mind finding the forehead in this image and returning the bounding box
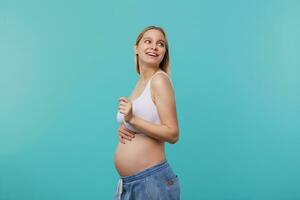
[142,29,165,41]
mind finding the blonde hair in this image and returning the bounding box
[134,26,170,75]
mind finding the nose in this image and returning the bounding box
[150,43,158,50]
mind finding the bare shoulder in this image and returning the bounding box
[151,71,174,93]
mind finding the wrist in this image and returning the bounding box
[128,115,135,124]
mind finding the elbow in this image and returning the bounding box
[168,129,179,144]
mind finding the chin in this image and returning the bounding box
[145,58,161,65]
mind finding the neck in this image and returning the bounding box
[139,64,160,81]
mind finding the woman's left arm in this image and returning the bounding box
[119,74,179,144]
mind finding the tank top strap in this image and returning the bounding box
[143,71,172,97]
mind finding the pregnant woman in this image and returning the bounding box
[114,26,180,200]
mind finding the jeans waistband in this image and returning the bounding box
[121,160,169,184]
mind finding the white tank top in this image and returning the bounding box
[116,71,169,133]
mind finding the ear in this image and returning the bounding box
[134,45,138,55]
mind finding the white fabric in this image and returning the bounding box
[115,179,123,200]
[116,71,169,133]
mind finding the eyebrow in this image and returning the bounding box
[143,37,166,44]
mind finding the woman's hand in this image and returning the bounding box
[118,97,133,123]
[118,123,135,144]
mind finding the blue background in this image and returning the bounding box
[1,0,299,199]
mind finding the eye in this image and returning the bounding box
[158,42,165,47]
[144,39,151,44]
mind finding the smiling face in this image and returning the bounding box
[134,29,167,69]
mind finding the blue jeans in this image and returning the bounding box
[113,160,180,200]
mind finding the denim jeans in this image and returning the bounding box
[113,160,180,200]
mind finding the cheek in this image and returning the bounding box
[160,49,166,58]
[137,45,147,54]
[140,43,148,49]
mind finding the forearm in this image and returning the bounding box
[128,115,179,144]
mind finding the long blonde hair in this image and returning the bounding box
[134,26,170,75]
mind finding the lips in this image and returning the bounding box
[146,52,159,57]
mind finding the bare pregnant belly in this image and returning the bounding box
[114,134,166,176]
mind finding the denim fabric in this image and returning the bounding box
[113,160,180,200]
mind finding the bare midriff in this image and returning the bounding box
[114,134,166,177]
